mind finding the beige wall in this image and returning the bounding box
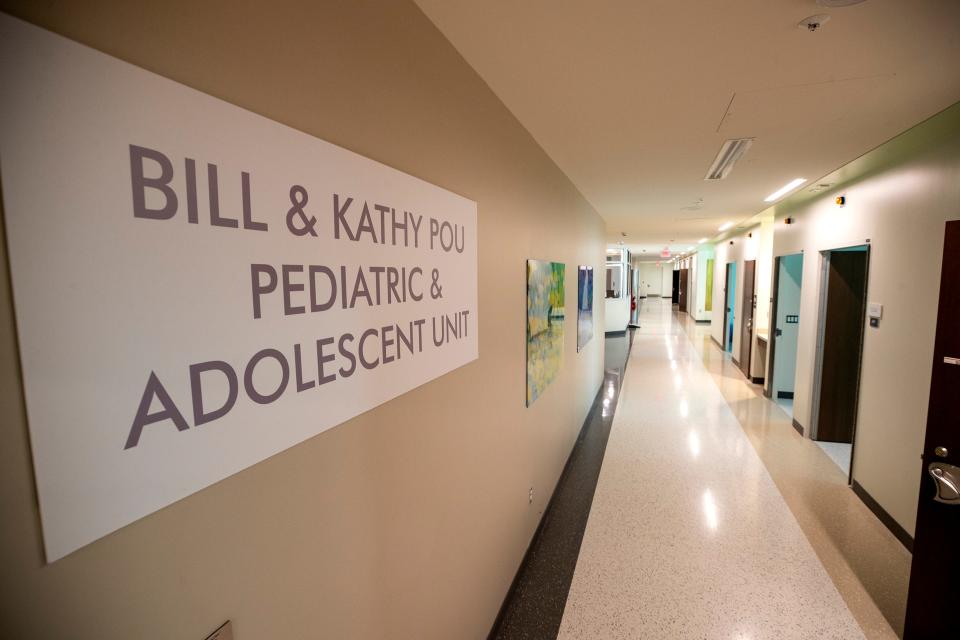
[0,2,605,639]
[710,221,773,378]
[711,229,759,357]
[774,107,960,536]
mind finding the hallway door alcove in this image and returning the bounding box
[723,262,737,353]
[739,260,756,378]
[678,268,689,312]
[765,253,803,409]
[812,247,869,446]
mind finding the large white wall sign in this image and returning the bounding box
[0,15,478,561]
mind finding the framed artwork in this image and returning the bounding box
[577,266,594,352]
[526,260,565,406]
[705,258,715,311]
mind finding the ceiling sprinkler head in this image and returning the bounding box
[799,14,831,31]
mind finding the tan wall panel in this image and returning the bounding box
[0,2,605,638]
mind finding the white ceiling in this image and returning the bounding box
[414,0,960,250]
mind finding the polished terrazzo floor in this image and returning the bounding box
[557,298,882,640]
[817,441,853,477]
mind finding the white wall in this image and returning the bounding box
[637,262,663,297]
[752,218,774,377]
[773,106,960,536]
[690,246,715,322]
[661,266,673,298]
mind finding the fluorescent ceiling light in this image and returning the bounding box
[718,221,734,232]
[764,178,807,202]
[698,238,707,244]
[704,138,754,181]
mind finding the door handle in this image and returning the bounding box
[929,462,960,504]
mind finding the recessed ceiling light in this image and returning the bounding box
[718,221,734,232]
[698,238,707,244]
[764,178,807,202]
[704,138,754,181]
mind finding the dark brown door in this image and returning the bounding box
[722,265,731,350]
[671,270,679,303]
[739,260,756,377]
[816,249,868,443]
[678,269,689,311]
[904,221,960,638]
[764,257,782,398]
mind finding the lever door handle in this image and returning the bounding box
[929,462,960,504]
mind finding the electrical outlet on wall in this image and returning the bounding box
[529,487,534,504]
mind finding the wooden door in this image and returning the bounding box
[678,269,688,311]
[764,257,781,398]
[904,222,960,638]
[815,250,868,443]
[739,260,756,377]
[722,265,731,350]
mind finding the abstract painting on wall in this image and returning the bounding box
[527,260,565,406]
[705,258,715,311]
[577,266,593,352]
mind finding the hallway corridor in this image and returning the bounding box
[557,298,905,640]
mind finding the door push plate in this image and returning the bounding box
[928,463,960,504]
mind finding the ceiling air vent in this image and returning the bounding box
[704,138,753,181]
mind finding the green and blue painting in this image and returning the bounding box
[577,265,594,352]
[526,259,565,406]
